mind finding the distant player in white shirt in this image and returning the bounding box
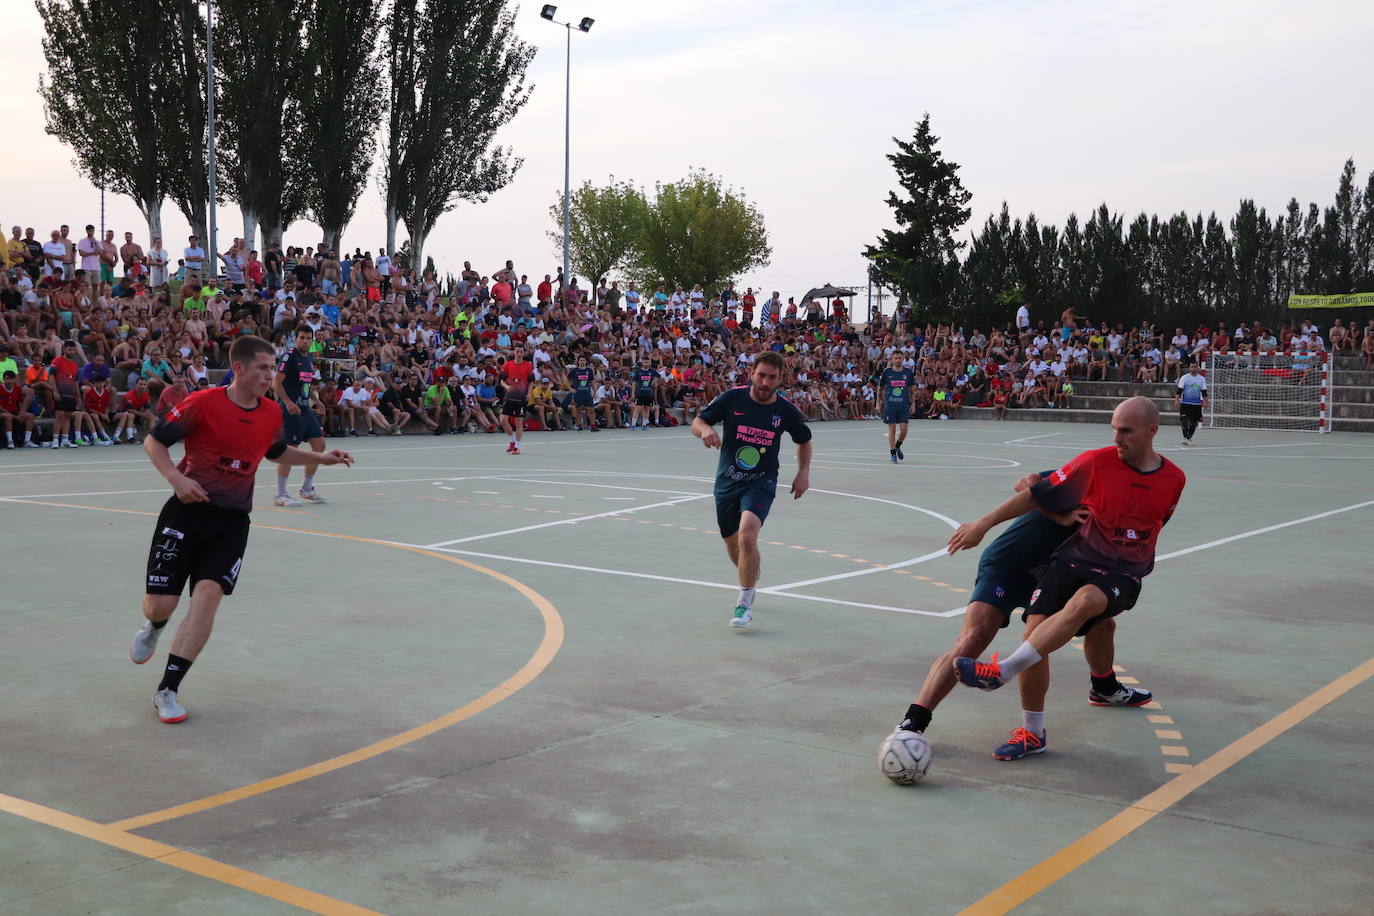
[1175,365,1207,445]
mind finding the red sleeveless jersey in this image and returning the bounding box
[1031,445,1186,579]
[151,387,285,513]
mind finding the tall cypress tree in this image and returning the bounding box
[863,114,972,318]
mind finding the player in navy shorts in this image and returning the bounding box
[692,351,812,630]
[943,397,1186,759]
[877,353,914,463]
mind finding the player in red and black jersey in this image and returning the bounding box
[945,397,1186,755]
[499,347,534,454]
[129,335,354,724]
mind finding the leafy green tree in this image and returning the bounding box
[212,0,313,249]
[636,169,771,291]
[302,0,384,255]
[382,0,534,269]
[863,114,972,317]
[547,178,649,284]
[37,0,208,240]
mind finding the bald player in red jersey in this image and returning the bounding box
[128,335,353,724]
[946,397,1186,749]
[499,347,535,454]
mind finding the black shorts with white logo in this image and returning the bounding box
[1024,557,1142,635]
[145,497,251,597]
[502,399,527,418]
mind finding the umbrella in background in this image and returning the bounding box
[802,283,858,318]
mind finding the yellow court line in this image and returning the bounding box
[0,793,383,916]
[954,654,1374,916]
[1,498,565,835]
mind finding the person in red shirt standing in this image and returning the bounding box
[49,339,83,447]
[499,347,535,454]
[741,288,756,326]
[536,274,553,308]
[946,396,1186,756]
[128,335,353,724]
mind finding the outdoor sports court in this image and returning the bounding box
[2,419,1371,916]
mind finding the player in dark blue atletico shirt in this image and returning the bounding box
[271,326,328,506]
[567,355,598,431]
[878,353,915,464]
[630,364,657,430]
[692,351,812,630]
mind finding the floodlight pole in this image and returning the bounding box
[206,0,218,271]
[562,21,571,292]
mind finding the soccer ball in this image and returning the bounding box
[878,730,932,785]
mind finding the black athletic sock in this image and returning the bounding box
[890,448,896,457]
[1090,670,1122,694]
[150,618,168,630]
[895,436,905,448]
[902,703,933,733]
[158,654,193,692]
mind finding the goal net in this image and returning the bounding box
[1206,351,1332,433]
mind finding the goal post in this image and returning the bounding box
[1205,351,1332,433]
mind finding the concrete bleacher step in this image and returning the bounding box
[960,406,1181,427]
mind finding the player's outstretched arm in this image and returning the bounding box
[790,440,812,499]
[946,488,1036,554]
[691,416,721,448]
[144,436,208,503]
[276,445,354,468]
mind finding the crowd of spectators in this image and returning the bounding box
[3,220,1373,449]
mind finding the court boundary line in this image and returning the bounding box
[0,793,383,916]
[954,654,1374,916]
[0,497,564,839]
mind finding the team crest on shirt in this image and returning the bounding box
[1030,588,1041,605]
[771,414,781,428]
[995,586,1006,598]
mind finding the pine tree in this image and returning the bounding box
[863,114,972,318]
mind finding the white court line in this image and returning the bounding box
[602,497,636,501]
[474,475,703,496]
[419,494,710,548]
[409,545,736,591]
[759,548,950,594]
[0,475,479,501]
[530,495,564,499]
[407,544,965,617]
[473,490,500,494]
[767,590,966,617]
[1157,499,1374,561]
[1003,432,1062,445]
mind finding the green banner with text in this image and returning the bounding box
[1287,292,1374,309]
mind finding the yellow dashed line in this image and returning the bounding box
[1154,729,1183,740]
[930,581,950,587]
[893,569,910,575]
[832,553,849,558]
[1163,762,1193,774]
[1161,746,1190,757]
[809,548,828,554]
[911,575,930,581]
[1118,676,1140,685]
[768,541,786,546]
[790,545,808,550]
[1147,714,1174,725]
[949,587,969,593]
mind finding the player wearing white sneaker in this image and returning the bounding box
[133,336,353,723]
[274,327,329,505]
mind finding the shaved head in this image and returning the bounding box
[1115,395,1159,427]
[1111,396,1162,468]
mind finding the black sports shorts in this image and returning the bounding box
[1025,557,1142,635]
[145,497,251,597]
[502,399,527,418]
[635,392,654,407]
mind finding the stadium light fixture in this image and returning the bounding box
[543,10,595,292]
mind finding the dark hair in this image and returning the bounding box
[754,351,785,373]
[229,335,275,365]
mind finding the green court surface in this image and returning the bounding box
[1,420,1371,915]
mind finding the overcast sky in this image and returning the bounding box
[4,0,1370,315]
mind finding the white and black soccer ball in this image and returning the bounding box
[878,730,932,785]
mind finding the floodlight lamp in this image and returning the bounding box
[579,17,594,31]
[540,5,557,20]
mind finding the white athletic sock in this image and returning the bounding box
[23,430,32,444]
[60,435,69,445]
[4,431,11,445]
[125,427,135,439]
[738,586,756,609]
[276,475,289,498]
[997,641,1043,680]
[1022,709,1045,737]
[302,473,315,491]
